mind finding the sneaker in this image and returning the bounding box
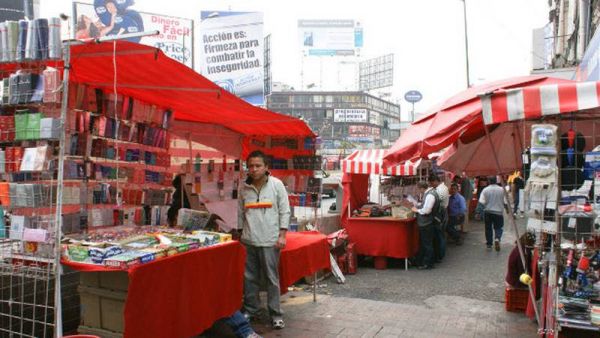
[272,318,285,330]
[494,239,500,251]
[486,244,492,250]
[246,333,263,338]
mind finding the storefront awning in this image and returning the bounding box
[481,81,600,125]
[342,149,420,176]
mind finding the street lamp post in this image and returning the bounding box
[462,0,471,88]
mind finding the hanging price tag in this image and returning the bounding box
[568,217,577,228]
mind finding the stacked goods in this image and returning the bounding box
[62,227,233,269]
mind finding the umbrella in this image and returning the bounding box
[437,123,524,176]
[383,76,574,167]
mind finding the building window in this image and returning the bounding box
[271,95,289,103]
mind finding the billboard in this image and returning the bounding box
[298,19,363,57]
[74,1,193,68]
[334,109,367,123]
[0,0,36,21]
[198,11,264,105]
[359,54,394,91]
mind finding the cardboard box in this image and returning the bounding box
[80,271,129,292]
[78,285,126,333]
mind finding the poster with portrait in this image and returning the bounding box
[74,1,194,68]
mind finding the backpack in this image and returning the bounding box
[428,189,444,225]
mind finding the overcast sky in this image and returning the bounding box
[42,0,549,120]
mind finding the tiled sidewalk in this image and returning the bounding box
[255,291,538,338]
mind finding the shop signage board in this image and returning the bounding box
[198,11,265,105]
[74,1,194,68]
[334,108,367,123]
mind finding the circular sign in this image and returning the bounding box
[404,90,423,103]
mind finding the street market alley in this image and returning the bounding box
[205,217,539,337]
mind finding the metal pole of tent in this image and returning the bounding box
[52,30,161,336]
[313,272,317,302]
[53,31,72,338]
[482,122,540,326]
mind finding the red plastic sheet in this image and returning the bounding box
[280,231,331,294]
[0,41,314,138]
[63,241,246,338]
[344,217,419,259]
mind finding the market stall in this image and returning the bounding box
[385,78,600,336]
[280,231,330,294]
[477,81,600,337]
[0,28,321,338]
[340,149,424,270]
[63,238,245,338]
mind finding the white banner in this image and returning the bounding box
[198,12,264,105]
[334,108,367,123]
[75,2,193,68]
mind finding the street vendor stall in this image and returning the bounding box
[279,231,330,294]
[384,77,600,336]
[0,29,322,338]
[63,239,245,338]
[341,149,423,270]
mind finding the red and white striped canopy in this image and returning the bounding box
[341,149,421,176]
[481,81,600,125]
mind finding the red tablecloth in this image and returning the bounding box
[63,241,246,338]
[344,217,419,258]
[279,231,330,294]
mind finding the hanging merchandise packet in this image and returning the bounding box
[0,206,5,238]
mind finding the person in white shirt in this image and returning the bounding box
[479,176,507,251]
[411,181,440,269]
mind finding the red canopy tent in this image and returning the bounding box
[382,76,574,168]
[67,41,314,139]
[0,40,314,160]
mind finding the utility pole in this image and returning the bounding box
[462,0,471,88]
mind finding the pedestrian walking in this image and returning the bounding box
[512,171,525,218]
[478,176,507,251]
[238,150,290,330]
